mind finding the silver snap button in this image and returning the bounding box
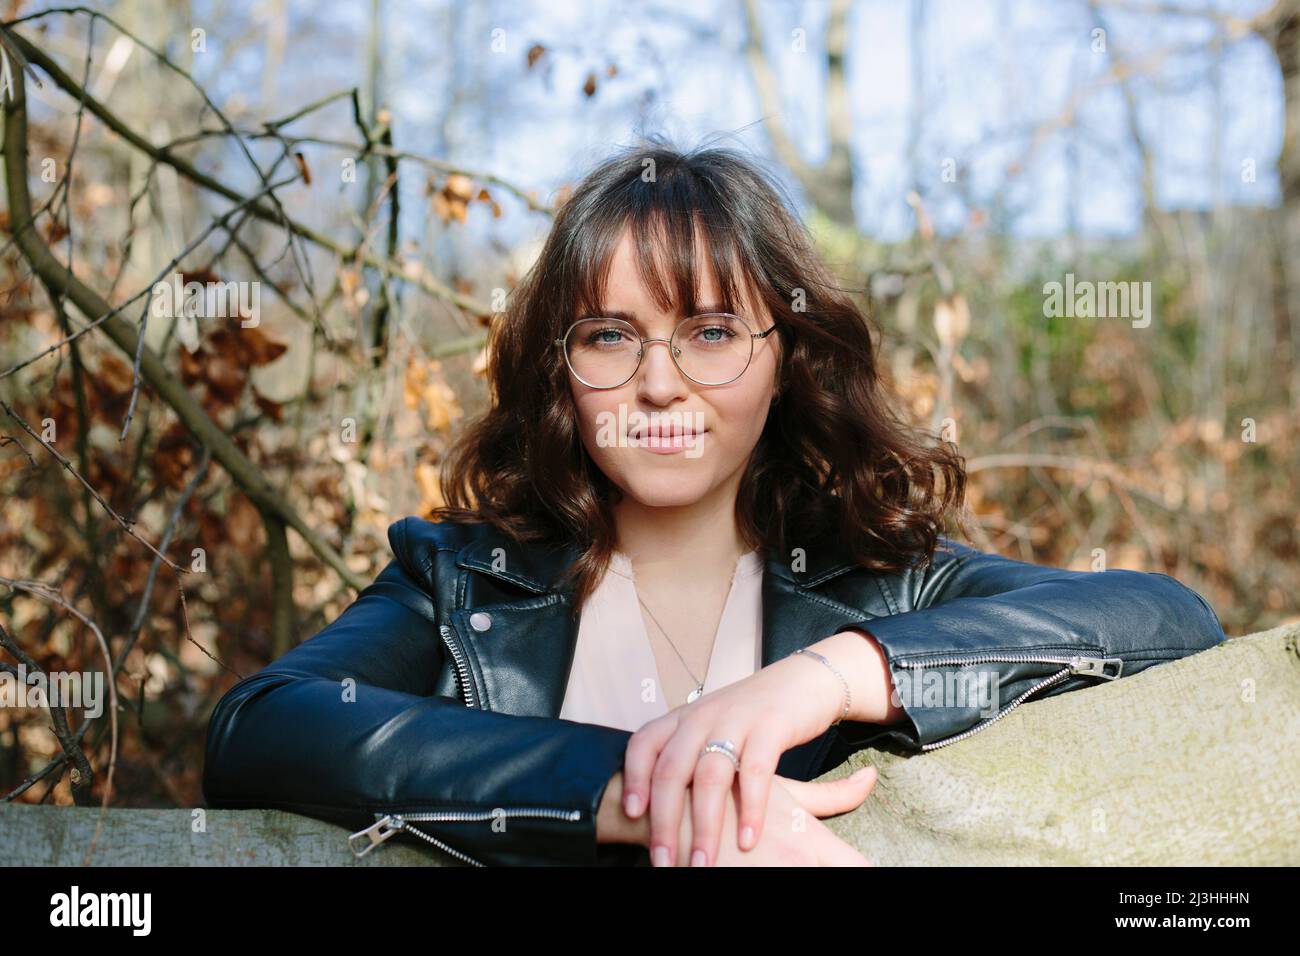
[468,612,493,632]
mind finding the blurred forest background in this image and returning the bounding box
[0,0,1297,812]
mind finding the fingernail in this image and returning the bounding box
[691,848,706,867]
[740,826,754,848]
[652,844,669,867]
[851,766,875,781]
[624,792,640,817]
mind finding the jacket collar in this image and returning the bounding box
[455,532,864,594]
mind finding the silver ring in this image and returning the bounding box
[699,739,740,771]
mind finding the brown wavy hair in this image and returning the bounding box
[432,136,968,610]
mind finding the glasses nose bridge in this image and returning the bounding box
[636,334,682,369]
[639,334,676,351]
[632,333,690,396]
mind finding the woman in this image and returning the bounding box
[203,140,1227,867]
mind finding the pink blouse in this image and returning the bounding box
[558,548,765,733]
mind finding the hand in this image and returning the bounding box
[693,769,878,866]
[621,649,855,867]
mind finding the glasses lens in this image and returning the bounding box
[673,314,754,385]
[565,318,640,387]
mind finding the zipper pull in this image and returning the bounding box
[348,814,405,858]
[1068,655,1123,680]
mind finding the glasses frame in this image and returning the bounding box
[554,312,778,389]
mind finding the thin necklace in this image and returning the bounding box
[634,590,711,703]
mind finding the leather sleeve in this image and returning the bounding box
[835,540,1228,753]
[201,555,638,867]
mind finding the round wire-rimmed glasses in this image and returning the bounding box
[555,313,778,389]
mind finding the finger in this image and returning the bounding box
[780,766,878,817]
[647,732,699,866]
[778,766,877,815]
[621,713,679,820]
[691,743,743,868]
[734,733,782,851]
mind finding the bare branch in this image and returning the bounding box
[2,60,368,593]
[0,581,117,865]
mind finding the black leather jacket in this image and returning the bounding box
[202,515,1227,866]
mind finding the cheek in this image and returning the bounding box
[710,386,773,453]
[725,351,778,433]
[571,391,622,457]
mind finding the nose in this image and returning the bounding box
[635,338,690,405]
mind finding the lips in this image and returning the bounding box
[627,422,707,453]
[628,423,702,440]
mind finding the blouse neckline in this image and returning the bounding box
[609,547,763,583]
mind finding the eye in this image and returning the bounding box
[583,325,634,347]
[690,324,737,346]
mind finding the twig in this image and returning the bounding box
[0,581,117,865]
[5,26,491,320]
[0,622,95,804]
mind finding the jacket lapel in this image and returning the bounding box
[447,598,576,719]
[452,535,584,719]
[759,548,878,665]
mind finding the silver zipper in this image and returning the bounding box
[439,624,476,708]
[348,807,583,865]
[894,653,1123,752]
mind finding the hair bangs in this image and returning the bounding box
[570,169,757,327]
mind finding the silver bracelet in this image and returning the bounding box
[792,647,851,726]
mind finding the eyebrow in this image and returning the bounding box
[592,305,732,324]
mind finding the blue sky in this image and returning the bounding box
[160,0,1286,251]
[392,0,1280,240]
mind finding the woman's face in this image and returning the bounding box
[567,227,780,512]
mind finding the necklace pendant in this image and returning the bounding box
[687,685,704,703]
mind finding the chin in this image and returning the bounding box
[610,468,717,510]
